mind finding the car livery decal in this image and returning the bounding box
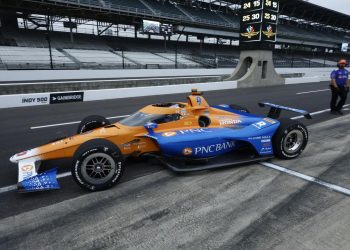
[150,119,279,158]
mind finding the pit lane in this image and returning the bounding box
[1,81,350,249]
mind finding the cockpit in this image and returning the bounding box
[119,112,182,126]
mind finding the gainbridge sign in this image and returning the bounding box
[240,0,279,43]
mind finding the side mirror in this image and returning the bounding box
[144,122,158,134]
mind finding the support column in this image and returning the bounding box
[225,50,285,88]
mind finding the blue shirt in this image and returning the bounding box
[331,69,349,87]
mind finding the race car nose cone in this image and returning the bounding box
[10,155,18,163]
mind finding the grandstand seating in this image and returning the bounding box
[119,51,175,68]
[278,25,348,45]
[179,5,230,27]
[109,0,146,9]
[0,42,341,70]
[142,0,187,19]
[156,52,201,68]
[0,46,76,70]
[63,49,137,69]
[2,29,111,50]
[217,13,240,29]
[38,0,350,45]
[273,54,331,68]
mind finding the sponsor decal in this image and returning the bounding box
[21,165,34,172]
[261,138,272,148]
[50,92,84,104]
[184,121,192,126]
[248,135,271,140]
[176,109,187,116]
[252,121,268,130]
[219,119,242,126]
[182,148,193,156]
[263,118,276,124]
[196,96,202,105]
[121,139,143,150]
[20,168,60,191]
[179,128,211,134]
[22,97,48,104]
[162,131,177,137]
[194,141,236,155]
[51,139,65,145]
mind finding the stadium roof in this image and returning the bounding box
[1,0,350,29]
[279,0,350,29]
[198,0,350,29]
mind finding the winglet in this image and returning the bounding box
[259,102,312,119]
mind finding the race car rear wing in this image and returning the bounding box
[258,102,312,120]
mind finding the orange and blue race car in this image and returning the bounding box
[10,89,311,192]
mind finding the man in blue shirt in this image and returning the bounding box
[330,59,349,115]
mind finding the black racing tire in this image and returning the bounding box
[77,115,110,134]
[229,104,250,113]
[272,118,308,159]
[71,139,124,191]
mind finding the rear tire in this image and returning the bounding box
[77,115,110,134]
[71,139,124,191]
[229,104,250,113]
[273,118,308,159]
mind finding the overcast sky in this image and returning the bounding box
[308,0,350,15]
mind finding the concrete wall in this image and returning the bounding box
[0,68,334,83]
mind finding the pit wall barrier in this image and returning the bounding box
[0,68,333,83]
[0,67,333,109]
[0,81,238,109]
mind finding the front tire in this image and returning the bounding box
[273,118,308,159]
[71,139,124,191]
[77,115,110,134]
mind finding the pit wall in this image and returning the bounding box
[0,68,333,83]
[0,68,334,109]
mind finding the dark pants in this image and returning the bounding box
[330,85,348,111]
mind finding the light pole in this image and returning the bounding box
[46,14,53,70]
[175,26,185,69]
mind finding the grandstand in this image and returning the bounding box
[0,0,349,70]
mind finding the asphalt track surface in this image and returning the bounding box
[1,81,350,249]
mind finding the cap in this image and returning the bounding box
[339,59,347,65]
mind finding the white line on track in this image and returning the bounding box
[291,104,350,120]
[30,115,130,129]
[0,171,72,194]
[296,89,329,95]
[261,162,350,196]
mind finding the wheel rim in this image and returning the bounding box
[81,153,116,185]
[283,130,304,154]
